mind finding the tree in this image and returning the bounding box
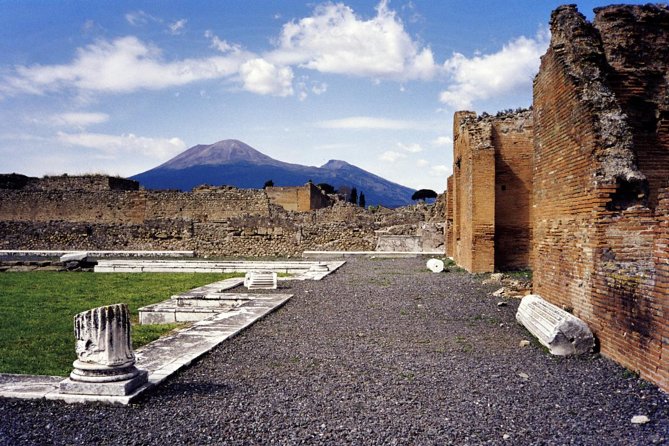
[411,189,438,201]
[263,179,274,188]
[349,187,358,204]
[358,191,366,208]
[317,183,335,194]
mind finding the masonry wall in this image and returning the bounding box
[448,111,533,272]
[0,176,437,257]
[492,112,534,270]
[445,175,454,257]
[265,183,331,212]
[532,4,668,391]
[452,111,495,273]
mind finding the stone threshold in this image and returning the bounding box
[0,292,293,405]
[0,250,195,258]
[303,250,445,259]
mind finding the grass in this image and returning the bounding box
[0,271,241,376]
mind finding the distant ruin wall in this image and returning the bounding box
[532,4,668,391]
[0,175,438,256]
[265,183,331,212]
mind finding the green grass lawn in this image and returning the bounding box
[0,271,239,376]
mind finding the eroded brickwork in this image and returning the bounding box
[532,4,668,391]
[447,110,533,273]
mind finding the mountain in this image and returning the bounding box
[131,139,415,207]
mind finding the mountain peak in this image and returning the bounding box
[321,160,352,170]
[157,139,277,169]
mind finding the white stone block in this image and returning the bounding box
[516,294,595,356]
[244,271,278,289]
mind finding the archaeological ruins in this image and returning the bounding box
[0,2,666,400]
[446,4,668,392]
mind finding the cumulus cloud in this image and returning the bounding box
[439,28,549,109]
[317,116,421,130]
[56,131,186,158]
[0,36,247,96]
[49,112,109,127]
[430,164,450,176]
[239,58,294,96]
[379,150,406,162]
[416,159,429,167]
[267,0,436,81]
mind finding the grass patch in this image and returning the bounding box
[0,271,240,376]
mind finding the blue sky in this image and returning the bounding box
[0,1,648,191]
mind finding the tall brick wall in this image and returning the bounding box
[452,111,495,273]
[492,112,534,270]
[447,110,533,272]
[532,4,668,391]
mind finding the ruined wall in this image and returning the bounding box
[452,111,495,273]
[0,186,271,224]
[532,4,668,391]
[492,111,534,270]
[445,175,454,258]
[448,110,533,272]
[264,183,331,212]
[0,175,437,257]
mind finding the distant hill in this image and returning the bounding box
[131,139,415,207]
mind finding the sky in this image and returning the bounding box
[0,0,650,192]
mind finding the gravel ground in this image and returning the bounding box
[1,257,668,445]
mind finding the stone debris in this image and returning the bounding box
[516,294,595,356]
[518,372,530,381]
[426,258,445,273]
[482,273,504,284]
[631,415,650,425]
[519,340,531,347]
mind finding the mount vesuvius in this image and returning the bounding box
[131,139,416,207]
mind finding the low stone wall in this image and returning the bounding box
[0,201,441,257]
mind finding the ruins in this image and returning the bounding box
[0,174,444,256]
[446,4,668,392]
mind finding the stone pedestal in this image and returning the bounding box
[60,303,148,396]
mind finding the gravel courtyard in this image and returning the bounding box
[1,257,668,445]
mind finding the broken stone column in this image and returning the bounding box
[426,258,445,273]
[60,303,148,396]
[516,295,595,356]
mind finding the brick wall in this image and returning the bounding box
[532,4,668,392]
[451,112,495,272]
[492,112,534,270]
[448,110,533,272]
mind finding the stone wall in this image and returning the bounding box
[264,183,332,212]
[532,4,668,392]
[446,110,533,272]
[0,175,439,257]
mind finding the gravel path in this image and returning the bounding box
[1,257,668,445]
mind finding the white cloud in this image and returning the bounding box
[397,142,423,153]
[311,82,327,95]
[380,150,406,162]
[50,112,109,127]
[125,11,159,26]
[432,136,452,146]
[56,131,186,158]
[239,58,294,96]
[430,164,450,176]
[205,30,243,54]
[168,19,187,35]
[1,36,248,96]
[439,28,549,109]
[317,116,421,130]
[416,159,429,167]
[267,0,436,81]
